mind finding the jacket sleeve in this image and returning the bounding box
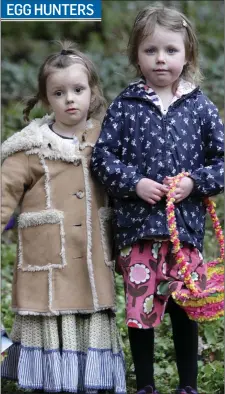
[1,152,31,231]
[91,98,144,199]
[190,97,224,197]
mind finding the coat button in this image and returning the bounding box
[75,191,85,199]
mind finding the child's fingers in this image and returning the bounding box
[158,184,169,193]
[155,188,167,197]
[150,199,157,204]
[147,197,157,205]
[152,193,162,201]
[164,176,173,181]
[146,191,163,204]
[162,179,173,187]
[175,193,183,203]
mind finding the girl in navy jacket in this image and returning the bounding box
[91,6,224,394]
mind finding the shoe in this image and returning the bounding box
[175,387,198,394]
[137,386,160,394]
[145,385,160,394]
[185,387,198,394]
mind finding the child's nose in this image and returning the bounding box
[156,51,166,63]
[66,92,75,103]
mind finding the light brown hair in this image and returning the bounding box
[23,41,106,122]
[128,6,203,85]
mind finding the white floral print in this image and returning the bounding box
[129,263,150,284]
[127,319,143,328]
[152,242,162,259]
[143,295,154,314]
[120,246,132,257]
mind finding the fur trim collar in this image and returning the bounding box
[2,115,99,162]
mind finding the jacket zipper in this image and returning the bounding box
[162,114,168,177]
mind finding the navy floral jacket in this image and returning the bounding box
[91,80,224,252]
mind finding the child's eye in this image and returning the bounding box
[74,87,84,93]
[55,91,63,96]
[145,48,156,54]
[167,48,177,54]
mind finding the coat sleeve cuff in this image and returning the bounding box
[125,174,145,198]
[189,173,204,196]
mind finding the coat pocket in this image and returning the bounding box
[18,209,66,271]
[98,207,114,268]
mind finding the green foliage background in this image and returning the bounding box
[1,1,224,393]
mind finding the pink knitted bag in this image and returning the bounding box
[166,172,224,322]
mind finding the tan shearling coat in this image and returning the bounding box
[1,115,115,315]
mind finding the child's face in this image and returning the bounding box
[46,63,91,131]
[137,25,187,91]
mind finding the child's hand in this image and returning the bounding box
[163,176,194,203]
[136,178,169,204]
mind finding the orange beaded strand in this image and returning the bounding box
[166,172,224,295]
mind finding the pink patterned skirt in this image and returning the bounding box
[117,240,206,329]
